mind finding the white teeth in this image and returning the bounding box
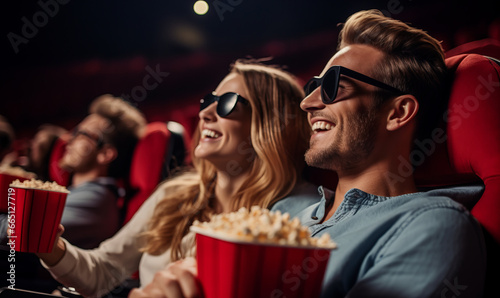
[201,129,221,138]
[311,121,333,132]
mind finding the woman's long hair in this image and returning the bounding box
[141,59,310,260]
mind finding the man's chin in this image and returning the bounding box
[58,161,75,173]
[305,149,332,170]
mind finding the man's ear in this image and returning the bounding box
[386,95,419,131]
[96,145,118,165]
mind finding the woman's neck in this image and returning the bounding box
[213,167,252,213]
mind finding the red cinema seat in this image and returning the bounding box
[48,137,70,186]
[124,121,186,224]
[445,38,500,60]
[414,53,500,297]
[414,53,500,242]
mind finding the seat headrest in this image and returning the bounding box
[48,137,70,186]
[129,122,170,190]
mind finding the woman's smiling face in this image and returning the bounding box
[194,72,254,172]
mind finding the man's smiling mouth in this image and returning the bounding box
[311,121,334,133]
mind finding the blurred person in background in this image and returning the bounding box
[1,95,146,291]
[0,115,15,167]
[1,94,147,248]
[25,124,69,182]
[56,94,147,248]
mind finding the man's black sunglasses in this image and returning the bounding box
[304,65,404,104]
[71,129,104,148]
[200,92,249,117]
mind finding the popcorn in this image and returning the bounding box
[192,206,337,248]
[0,165,36,179]
[10,178,69,193]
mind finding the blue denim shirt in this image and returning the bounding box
[272,185,486,298]
[271,180,322,218]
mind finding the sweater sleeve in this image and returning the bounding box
[41,186,166,297]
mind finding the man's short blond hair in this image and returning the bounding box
[89,94,147,179]
[338,9,448,142]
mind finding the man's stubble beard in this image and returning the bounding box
[304,107,379,173]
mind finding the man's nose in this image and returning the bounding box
[300,87,326,112]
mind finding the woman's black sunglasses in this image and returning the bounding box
[200,92,249,117]
[304,65,404,104]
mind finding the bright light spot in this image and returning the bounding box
[193,1,209,15]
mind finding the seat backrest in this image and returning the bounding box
[124,121,187,224]
[413,53,500,297]
[48,137,70,186]
[414,53,500,242]
[445,38,500,60]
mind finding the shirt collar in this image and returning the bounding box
[309,187,406,226]
[68,177,117,190]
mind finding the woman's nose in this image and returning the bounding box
[199,102,218,122]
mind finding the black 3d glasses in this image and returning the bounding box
[304,65,404,104]
[200,92,249,117]
[71,129,104,148]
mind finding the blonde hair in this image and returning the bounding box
[141,60,310,260]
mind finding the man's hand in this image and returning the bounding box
[129,257,201,298]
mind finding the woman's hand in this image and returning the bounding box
[129,257,201,298]
[36,224,66,266]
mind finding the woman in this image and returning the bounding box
[38,59,320,297]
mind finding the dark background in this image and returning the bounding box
[1,0,499,141]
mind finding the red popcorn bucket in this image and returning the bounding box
[0,174,28,213]
[10,187,67,253]
[192,227,332,298]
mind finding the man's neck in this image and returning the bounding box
[322,163,417,223]
[71,168,105,188]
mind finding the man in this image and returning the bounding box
[56,94,146,248]
[1,94,146,249]
[130,10,486,297]
[0,95,146,291]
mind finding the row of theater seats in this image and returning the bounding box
[46,120,190,226]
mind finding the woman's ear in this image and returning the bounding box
[96,145,118,165]
[386,95,419,131]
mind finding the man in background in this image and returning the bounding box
[0,94,146,292]
[56,94,146,248]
